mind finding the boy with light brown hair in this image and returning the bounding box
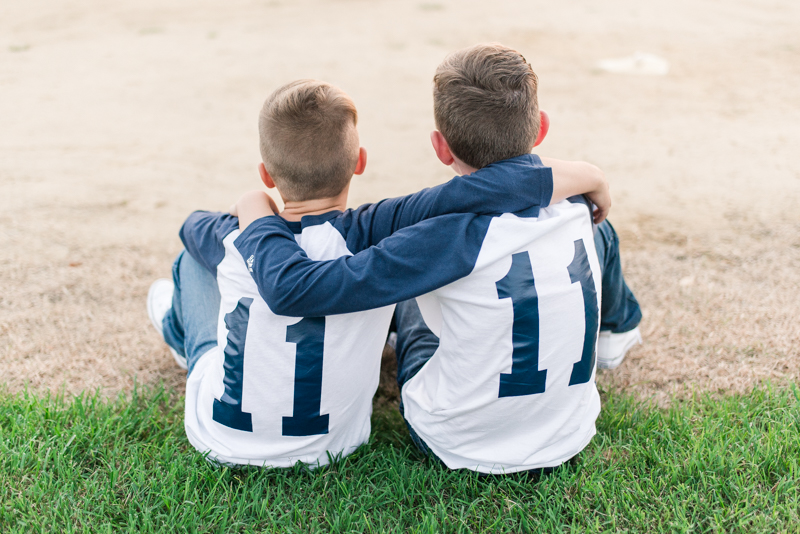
[148,75,612,468]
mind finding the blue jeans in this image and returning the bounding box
[162,251,221,376]
[394,220,642,460]
[593,221,642,334]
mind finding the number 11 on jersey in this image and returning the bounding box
[495,238,599,398]
[212,303,329,437]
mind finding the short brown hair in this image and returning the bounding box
[433,43,540,170]
[259,80,359,201]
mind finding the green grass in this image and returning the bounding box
[1,386,798,533]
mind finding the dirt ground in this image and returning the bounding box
[1,0,798,403]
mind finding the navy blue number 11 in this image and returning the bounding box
[496,239,599,398]
[213,303,329,436]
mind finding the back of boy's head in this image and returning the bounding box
[433,43,540,170]
[259,80,359,201]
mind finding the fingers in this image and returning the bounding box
[234,190,277,231]
[593,206,608,224]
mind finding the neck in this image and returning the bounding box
[451,155,477,176]
[279,186,350,222]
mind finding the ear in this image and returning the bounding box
[353,147,367,175]
[259,162,276,189]
[532,110,550,148]
[430,130,455,166]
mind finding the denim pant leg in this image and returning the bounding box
[161,251,221,376]
[393,299,442,459]
[593,220,643,333]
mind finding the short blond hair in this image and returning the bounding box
[259,80,359,201]
[433,43,540,170]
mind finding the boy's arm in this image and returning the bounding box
[179,211,240,275]
[336,156,553,252]
[354,155,610,246]
[541,157,610,223]
[234,213,484,317]
[234,155,609,246]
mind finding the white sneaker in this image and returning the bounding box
[147,279,188,370]
[596,327,642,370]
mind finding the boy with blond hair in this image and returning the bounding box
[234,44,642,473]
[148,78,611,467]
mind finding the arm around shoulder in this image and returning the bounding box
[343,162,554,251]
[235,213,482,317]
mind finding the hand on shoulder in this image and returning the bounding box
[230,191,279,231]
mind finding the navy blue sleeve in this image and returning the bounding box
[179,211,240,276]
[235,214,490,316]
[336,154,552,253]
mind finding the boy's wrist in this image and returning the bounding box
[585,166,610,224]
[542,157,610,223]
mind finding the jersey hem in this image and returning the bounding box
[429,423,597,474]
[184,426,362,470]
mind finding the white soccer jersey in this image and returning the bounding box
[406,201,601,472]
[237,154,600,473]
[183,220,392,467]
[178,158,554,467]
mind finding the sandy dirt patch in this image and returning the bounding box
[1,0,798,402]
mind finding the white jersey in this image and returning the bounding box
[182,215,393,467]
[407,201,601,473]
